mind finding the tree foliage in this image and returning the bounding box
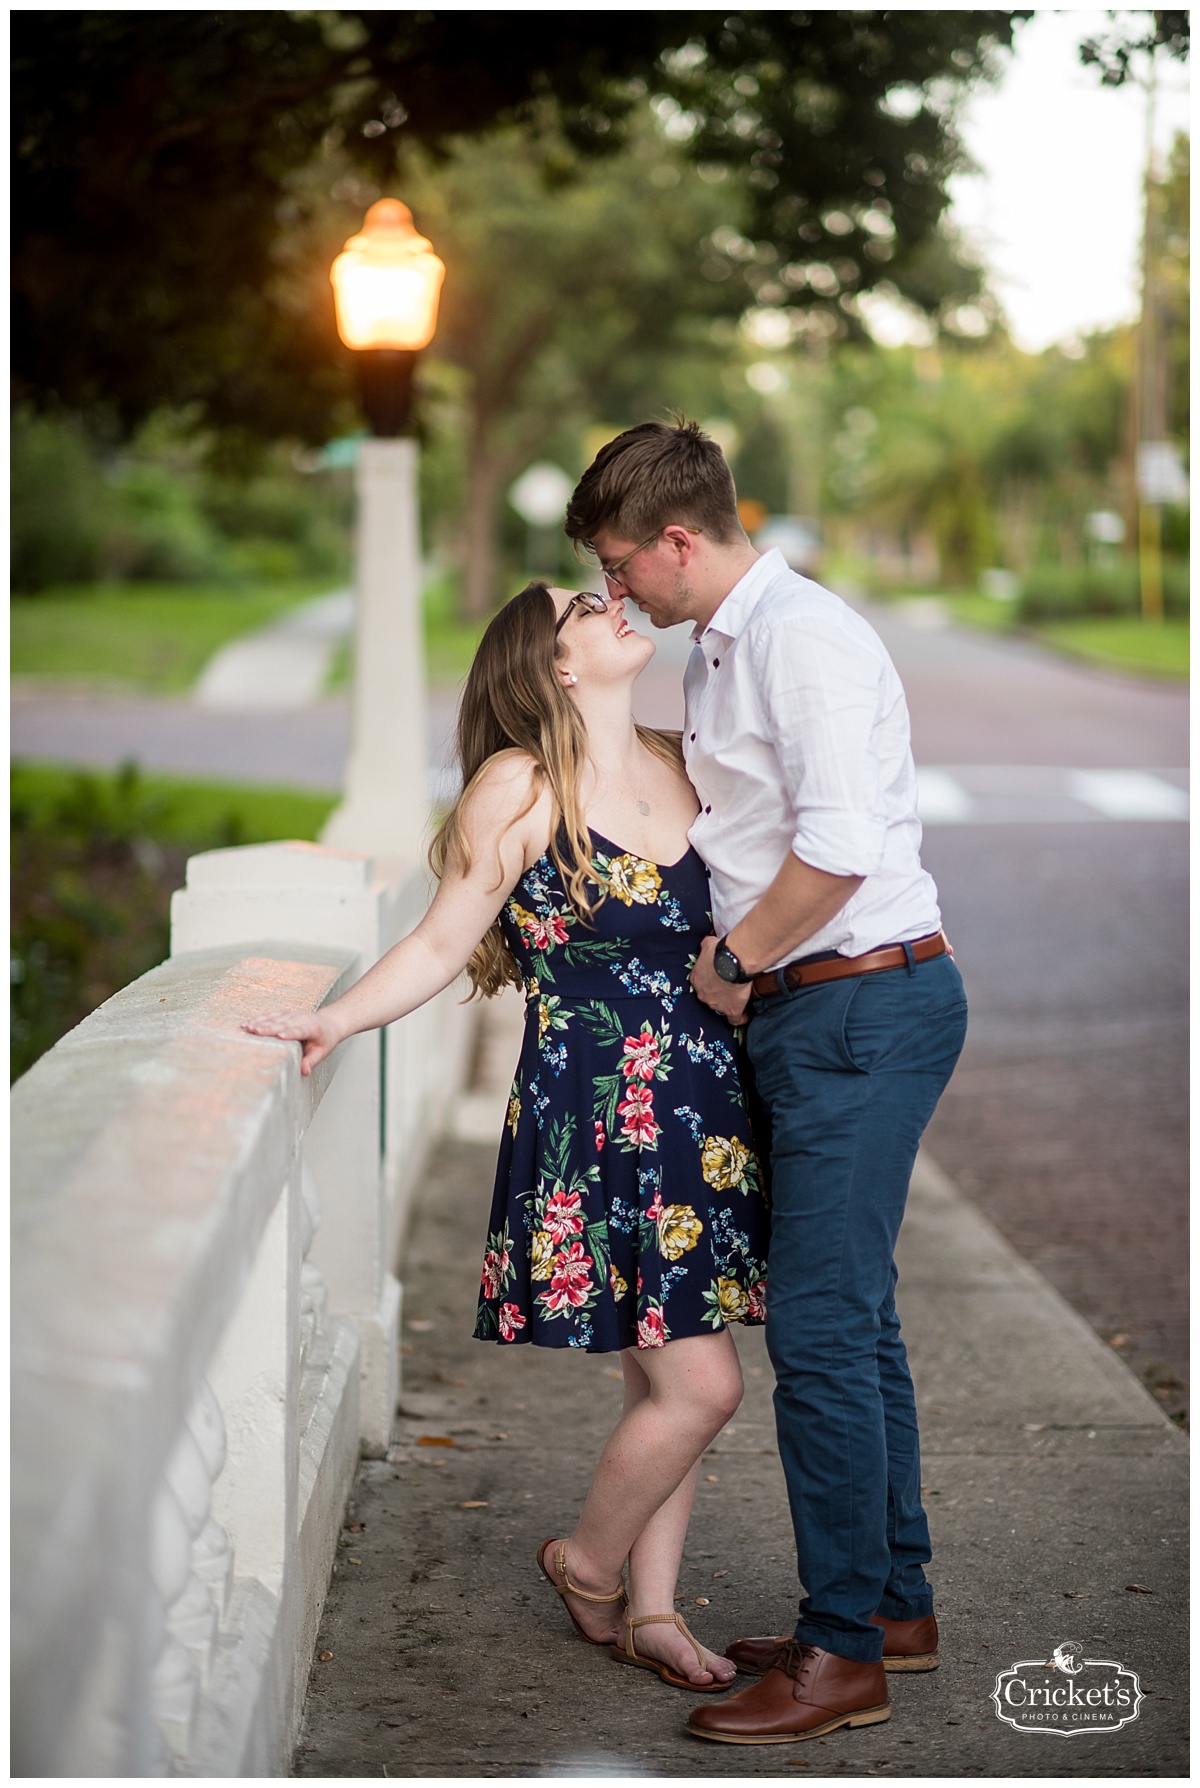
[406,118,748,613]
[14,9,1025,444]
[1078,9,1189,85]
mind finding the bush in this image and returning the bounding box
[104,460,231,582]
[11,410,352,594]
[10,411,111,590]
[10,763,337,1080]
[10,764,189,1079]
[1018,558,1189,622]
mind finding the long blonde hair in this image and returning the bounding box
[429,581,683,998]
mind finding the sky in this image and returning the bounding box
[947,9,1190,351]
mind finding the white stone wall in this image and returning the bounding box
[12,843,473,1775]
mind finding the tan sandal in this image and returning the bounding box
[536,1538,626,1645]
[610,1611,733,1692]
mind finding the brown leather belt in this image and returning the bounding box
[751,930,952,1000]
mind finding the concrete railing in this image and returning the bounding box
[12,842,473,1775]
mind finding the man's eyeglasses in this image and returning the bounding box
[598,532,662,591]
[554,589,611,635]
[596,526,702,591]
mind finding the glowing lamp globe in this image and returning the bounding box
[331,200,445,351]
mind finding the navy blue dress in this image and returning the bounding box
[474,829,770,1352]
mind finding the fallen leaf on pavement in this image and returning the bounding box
[408,1320,434,1332]
[318,1652,333,1662]
[1125,1583,1154,1593]
[458,1500,488,1509]
[417,1435,455,1447]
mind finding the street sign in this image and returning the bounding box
[509,463,573,527]
[1136,442,1188,505]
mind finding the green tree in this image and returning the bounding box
[406,118,745,614]
[14,11,1025,446]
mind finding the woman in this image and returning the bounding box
[244,581,770,1691]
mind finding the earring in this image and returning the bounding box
[565,673,578,686]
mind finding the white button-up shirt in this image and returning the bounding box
[683,549,941,967]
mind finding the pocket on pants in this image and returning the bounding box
[837,971,900,1073]
[840,962,968,1076]
[747,978,862,1085]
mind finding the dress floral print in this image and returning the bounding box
[474,829,769,1352]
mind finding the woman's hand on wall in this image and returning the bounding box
[242,1006,345,1076]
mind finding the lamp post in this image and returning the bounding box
[321,200,445,862]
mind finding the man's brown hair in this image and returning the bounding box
[564,419,745,552]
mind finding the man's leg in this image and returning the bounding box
[747,955,967,1661]
[876,1260,934,1620]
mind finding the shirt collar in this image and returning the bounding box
[690,548,785,643]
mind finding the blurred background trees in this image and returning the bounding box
[10,10,1188,623]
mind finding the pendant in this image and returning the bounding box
[636,799,651,815]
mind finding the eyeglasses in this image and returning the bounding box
[553,589,611,635]
[596,526,702,590]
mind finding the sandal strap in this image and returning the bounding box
[553,1542,625,1604]
[624,1611,706,1671]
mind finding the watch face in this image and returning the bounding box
[714,945,742,983]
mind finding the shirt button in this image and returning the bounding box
[690,732,696,741]
[705,804,712,814]
[705,867,712,878]
[712,656,720,667]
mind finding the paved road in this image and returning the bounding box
[866,608,1189,1423]
[11,604,1189,1413]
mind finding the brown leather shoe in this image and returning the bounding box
[686,1641,890,1744]
[725,1614,939,1676]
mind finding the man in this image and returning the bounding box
[564,421,968,1745]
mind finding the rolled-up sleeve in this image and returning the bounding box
[750,611,887,877]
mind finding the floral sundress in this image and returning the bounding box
[474,828,769,1352]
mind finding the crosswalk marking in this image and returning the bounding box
[1067,770,1191,822]
[917,768,1188,826]
[914,769,974,824]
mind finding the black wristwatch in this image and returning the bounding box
[713,935,752,984]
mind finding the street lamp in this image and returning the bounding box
[321,200,445,862]
[330,199,445,436]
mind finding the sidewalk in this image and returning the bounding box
[193,589,354,710]
[292,998,1186,1779]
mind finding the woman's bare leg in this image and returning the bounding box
[624,1457,737,1683]
[546,1330,743,1680]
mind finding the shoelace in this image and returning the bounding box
[770,1639,820,1681]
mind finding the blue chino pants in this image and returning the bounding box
[745,949,968,1662]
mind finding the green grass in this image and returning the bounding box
[10,578,338,691]
[13,571,493,694]
[942,593,1021,634]
[865,587,1021,634]
[11,761,339,845]
[1031,616,1190,680]
[871,585,1189,679]
[423,573,491,686]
